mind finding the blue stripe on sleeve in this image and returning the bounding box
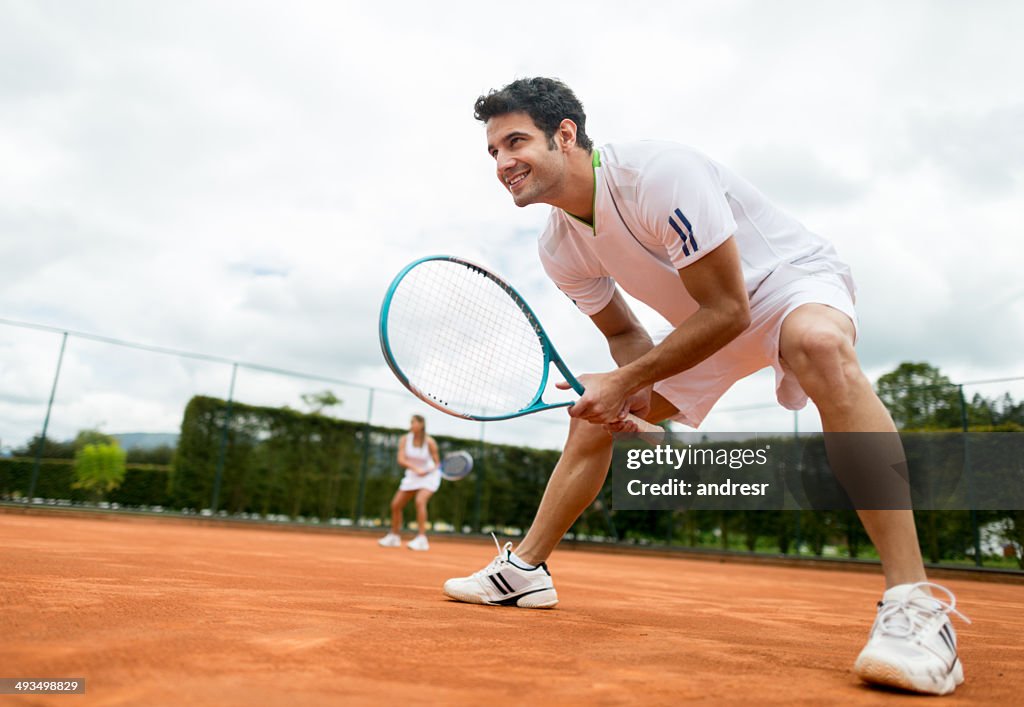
[674,208,698,253]
[668,216,692,257]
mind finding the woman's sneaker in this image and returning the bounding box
[854,582,969,695]
[407,535,430,551]
[378,533,401,548]
[442,535,558,609]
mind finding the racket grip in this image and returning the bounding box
[622,413,669,446]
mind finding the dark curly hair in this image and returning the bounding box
[474,77,593,151]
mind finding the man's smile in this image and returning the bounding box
[505,169,530,191]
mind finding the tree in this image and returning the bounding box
[15,434,76,459]
[126,444,175,465]
[1000,512,1024,570]
[300,390,342,414]
[74,429,116,450]
[13,429,115,460]
[875,362,962,430]
[990,393,1024,428]
[73,443,127,499]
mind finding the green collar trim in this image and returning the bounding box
[566,149,600,230]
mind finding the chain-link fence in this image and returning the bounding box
[2,317,1022,571]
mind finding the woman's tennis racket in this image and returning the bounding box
[439,451,474,481]
[378,255,661,433]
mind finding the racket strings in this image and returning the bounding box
[441,451,473,480]
[386,260,546,417]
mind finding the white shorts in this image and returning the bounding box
[398,468,442,493]
[652,260,859,428]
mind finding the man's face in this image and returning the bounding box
[486,112,566,207]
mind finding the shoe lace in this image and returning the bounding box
[471,533,512,579]
[875,582,971,639]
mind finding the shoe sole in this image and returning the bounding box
[854,655,963,696]
[513,588,558,609]
[444,586,558,609]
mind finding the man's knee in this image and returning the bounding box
[781,304,856,373]
[790,327,853,372]
[786,326,868,406]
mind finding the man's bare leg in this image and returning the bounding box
[514,393,679,566]
[779,303,927,588]
[781,303,968,695]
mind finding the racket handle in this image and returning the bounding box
[622,413,669,446]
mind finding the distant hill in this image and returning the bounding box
[112,433,179,451]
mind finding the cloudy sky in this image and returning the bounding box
[2,0,1022,451]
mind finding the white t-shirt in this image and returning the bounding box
[539,141,854,326]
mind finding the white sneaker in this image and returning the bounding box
[854,582,969,695]
[378,533,401,548]
[442,535,558,609]
[407,535,430,551]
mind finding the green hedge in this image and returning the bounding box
[5,396,1020,569]
[0,458,170,506]
[168,395,562,526]
[0,459,79,500]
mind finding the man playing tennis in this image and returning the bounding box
[442,77,968,696]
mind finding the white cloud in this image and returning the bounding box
[2,1,1023,451]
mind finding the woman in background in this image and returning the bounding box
[378,414,440,551]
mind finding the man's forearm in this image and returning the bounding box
[613,305,748,396]
[607,328,655,369]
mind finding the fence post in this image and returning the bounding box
[472,421,485,532]
[792,410,802,555]
[354,388,375,524]
[599,486,619,541]
[210,363,238,512]
[28,332,68,501]
[959,385,982,566]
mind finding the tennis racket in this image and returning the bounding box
[439,450,474,481]
[378,255,662,433]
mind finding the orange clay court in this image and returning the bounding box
[2,509,1022,706]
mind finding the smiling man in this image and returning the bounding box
[441,77,968,696]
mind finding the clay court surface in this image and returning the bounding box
[2,510,1022,706]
